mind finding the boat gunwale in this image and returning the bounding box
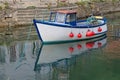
[33,18,107,28]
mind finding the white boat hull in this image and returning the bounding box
[35,21,107,43]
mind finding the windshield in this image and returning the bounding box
[56,13,66,23]
[66,14,76,22]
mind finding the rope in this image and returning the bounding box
[15,9,35,70]
[87,16,100,25]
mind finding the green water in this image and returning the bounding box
[70,50,120,80]
[0,12,120,80]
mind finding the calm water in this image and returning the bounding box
[0,12,120,80]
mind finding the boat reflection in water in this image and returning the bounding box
[34,35,107,80]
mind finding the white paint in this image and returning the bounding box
[36,20,107,42]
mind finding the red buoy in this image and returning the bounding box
[69,47,74,53]
[98,27,102,32]
[77,44,82,49]
[86,42,95,49]
[86,30,95,37]
[77,33,82,38]
[98,42,102,47]
[91,31,95,36]
[69,32,74,38]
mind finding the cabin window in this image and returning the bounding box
[56,13,66,23]
[66,14,76,23]
[49,12,56,22]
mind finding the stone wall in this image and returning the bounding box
[1,2,120,26]
[15,6,78,25]
[15,1,120,25]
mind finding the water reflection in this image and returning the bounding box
[1,34,120,80]
[34,35,107,80]
[0,40,41,80]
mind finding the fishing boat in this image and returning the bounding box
[33,10,107,43]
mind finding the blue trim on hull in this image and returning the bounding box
[33,19,43,42]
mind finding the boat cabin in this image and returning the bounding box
[49,10,77,25]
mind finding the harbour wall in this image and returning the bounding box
[12,2,120,25]
[1,2,120,26]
